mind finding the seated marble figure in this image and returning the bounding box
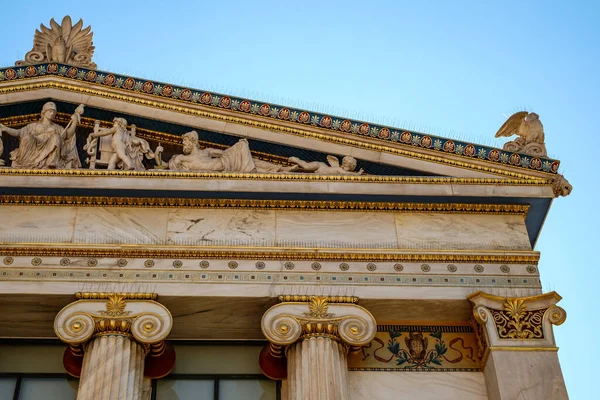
[0,102,84,169]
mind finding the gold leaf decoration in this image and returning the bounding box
[490,298,545,340]
[308,296,330,318]
[101,294,130,316]
[504,299,527,320]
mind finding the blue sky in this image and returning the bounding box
[1,1,598,397]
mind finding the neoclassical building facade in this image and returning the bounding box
[0,17,571,400]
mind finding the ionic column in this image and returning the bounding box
[469,291,568,400]
[260,295,376,400]
[54,293,175,400]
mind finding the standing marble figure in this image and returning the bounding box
[0,102,84,169]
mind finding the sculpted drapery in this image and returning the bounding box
[168,131,256,172]
[0,102,83,169]
[167,130,297,173]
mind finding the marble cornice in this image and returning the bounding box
[0,72,559,180]
[0,164,551,184]
[0,195,530,215]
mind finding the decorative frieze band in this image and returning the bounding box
[349,324,481,372]
[0,269,542,290]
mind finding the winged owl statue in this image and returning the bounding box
[495,111,547,157]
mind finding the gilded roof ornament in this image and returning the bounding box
[16,16,96,69]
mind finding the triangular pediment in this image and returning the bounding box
[0,63,561,181]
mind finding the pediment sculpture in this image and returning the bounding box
[0,102,84,169]
[288,155,364,175]
[166,130,300,173]
[495,112,547,157]
[165,130,362,175]
[84,118,161,171]
[15,16,96,69]
[0,105,364,175]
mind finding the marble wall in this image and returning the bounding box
[348,371,488,400]
[395,213,530,250]
[0,206,531,250]
[166,209,276,247]
[484,351,568,400]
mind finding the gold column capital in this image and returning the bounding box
[468,291,566,356]
[54,292,173,348]
[261,295,376,351]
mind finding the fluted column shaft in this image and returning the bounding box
[287,337,349,400]
[77,335,145,400]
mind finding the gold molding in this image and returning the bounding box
[0,79,555,180]
[278,295,359,304]
[0,166,552,185]
[467,291,561,303]
[0,195,531,215]
[0,246,540,263]
[487,346,559,352]
[75,292,158,301]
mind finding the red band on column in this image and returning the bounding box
[259,344,287,380]
[63,346,84,378]
[144,341,176,379]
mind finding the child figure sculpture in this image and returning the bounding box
[88,117,134,170]
[288,155,364,175]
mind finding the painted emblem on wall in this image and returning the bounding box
[348,324,481,371]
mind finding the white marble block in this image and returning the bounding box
[276,211,397,248]
[166,209,276,246]
[348,371,488,400]
[73,208,169,245]
[484,351,568,400]
[395,213,531,250]
[0,206,77,243]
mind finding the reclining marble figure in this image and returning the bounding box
[167,131,296,173]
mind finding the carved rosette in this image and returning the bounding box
[260,296,376,379]
[54,292,175,378]
[468,291,566,355]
